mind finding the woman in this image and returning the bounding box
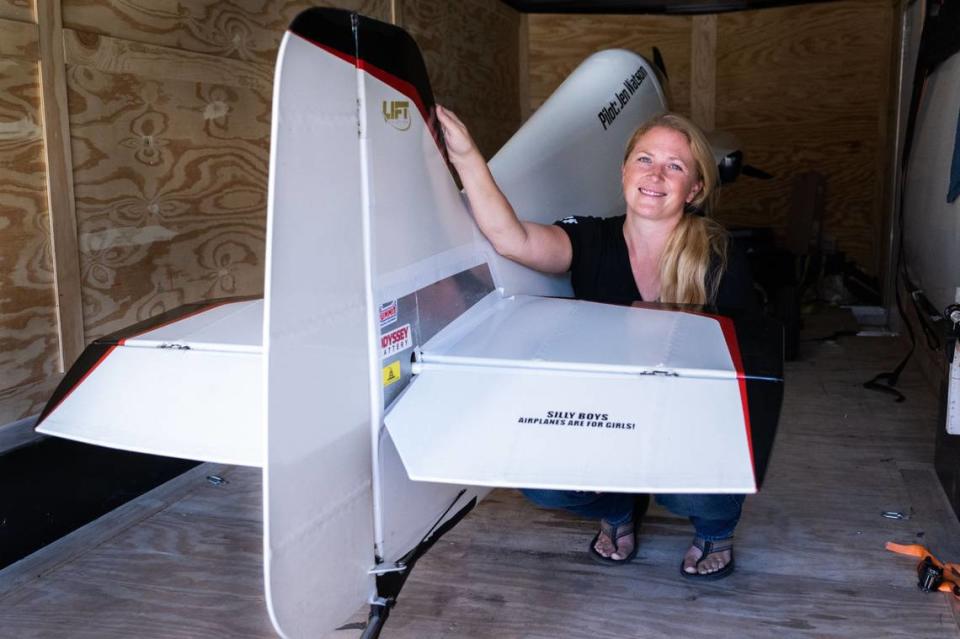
[435,106,756,579]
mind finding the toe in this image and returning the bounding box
[594,526,635,561]
[682,545,702,574]
[697,549,731,574]
[611,536,634,561]
[594,531,615,558]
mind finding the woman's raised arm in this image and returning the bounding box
[436,105,571,274]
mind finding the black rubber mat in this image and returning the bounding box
[0,438,197,569]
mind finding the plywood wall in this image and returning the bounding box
[529,14,693,117]
[397,0,522,159]
[527,0,897,276]
[0,0,62,425]
[715,1,895,275]
[61,0,391,344]
[0,0,522,425]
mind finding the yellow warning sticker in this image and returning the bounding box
[382,361,401,387]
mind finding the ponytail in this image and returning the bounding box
[658,214,728,305]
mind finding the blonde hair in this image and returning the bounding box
[623,112,728,305]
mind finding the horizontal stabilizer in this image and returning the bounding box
[386,295,782,493]
[37,300,263,467]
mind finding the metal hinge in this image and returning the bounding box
[158,343,191,350]
[368,561,406,576]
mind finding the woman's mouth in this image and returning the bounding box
[639,187,666,197]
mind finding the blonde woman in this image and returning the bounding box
[436,106,757,579]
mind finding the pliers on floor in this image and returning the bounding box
[887,542,960,596]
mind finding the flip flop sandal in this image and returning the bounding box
[589,517,638,565]
[680,536,735,580]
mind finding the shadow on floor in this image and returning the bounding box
[0,438,197,569]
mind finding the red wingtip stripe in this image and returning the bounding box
[48,299,244,421]
[713,314,756,489]
[680,309,756,490]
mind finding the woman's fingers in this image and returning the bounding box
[438,104,465,127]
[436,104,476,159]
[437,105,465,138]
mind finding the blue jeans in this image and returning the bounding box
[522,489,744,541]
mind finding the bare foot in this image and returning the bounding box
[682,537,734,576]
[592,519,636,562]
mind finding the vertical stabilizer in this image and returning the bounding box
[262,10,376,638]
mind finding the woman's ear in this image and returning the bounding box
[685,180,703,203]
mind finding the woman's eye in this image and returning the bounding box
[637,156,651,163]
[668,163,684,172]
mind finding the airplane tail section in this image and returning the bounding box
[34,8,782,638]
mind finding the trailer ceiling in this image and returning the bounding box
[500,0,840,14]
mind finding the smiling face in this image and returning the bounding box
[621,126,703,225]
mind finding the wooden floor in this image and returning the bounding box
[1,316,959,638]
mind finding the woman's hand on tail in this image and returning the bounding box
[436,105,482,167]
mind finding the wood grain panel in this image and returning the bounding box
[66,64,270,341]
[528,14,692,116]
[690,14,716,130]
[63,29,272,91]
[0,16,39,60]
[715,0,895,273]
[59,1,392,346]
[0,374,61,427]
[0,0,33,23]
[38,0,85,374]
[61,0,392,66]
[54,511,265,599]
[0,462,228,598]
[398,0,521,159]
[518,13,530,121]
[0,58,60,415]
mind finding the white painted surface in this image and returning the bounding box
[386,297,754,493]
[126,299,262,352]
[421,295,735,376]
[37,346,262,466]
[361,56,487,564]
[948,341,960,435]
[366,83,483,301]
[387,365,753,493]
[948,288,960,435]
[262,33,375,639]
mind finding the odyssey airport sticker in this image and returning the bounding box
[381,323,411,358]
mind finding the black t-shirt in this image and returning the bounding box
[554,215,757,310]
